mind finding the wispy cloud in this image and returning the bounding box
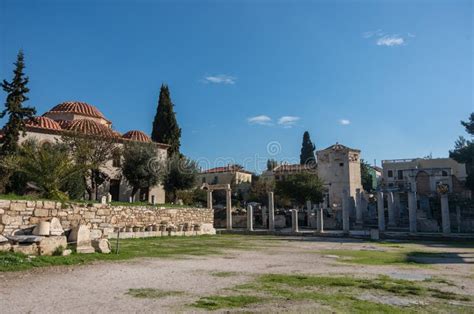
[339,119,351,125]
[247,115,272,126]
[376,35,404,47]
[363,29,410,47]
[278,116,300,128]
[362,29,384,38]
[203,74,236,85]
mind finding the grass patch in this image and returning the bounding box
[126,288,184,299]
[211,273,472,313]
[192,295,263,310]
[0,235,263,272]
[320,249,424,266]
[211,271,239,277]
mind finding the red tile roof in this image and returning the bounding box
[65,119,118,138]
[122,130,151,143]
[47,101,108,121]
[25,116,62,131]
[202,165,252,174]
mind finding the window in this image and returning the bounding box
[112,150,121,168]
[388,170,393,178]
[442,171,448,177]
[397,170,403,180]
[212,176,218,184]
[202,177,206,183]
[339,163,344,167]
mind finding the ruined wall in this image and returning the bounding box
[0,200,213,238]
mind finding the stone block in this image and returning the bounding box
[49,218,64,236]
[68,225,95,254]
[84,211,96,219]
[92,239,111,254]
[0,208,4,215]
[33,221,50,236]
[90,229,102,240]
[43,201,56,209]
[12,243,38,255]
[10,202,26,212]
[0,200,11,208]
[62,249,72,256]
[34,208,49,217]
[38,236,67,256]
[96,209,111,216]
[370,229,380,240]
[0,243,11,252]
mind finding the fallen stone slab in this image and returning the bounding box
[38,236,67,256]
[12,243,38,255]
[6,235,43,244]
[92,239,111,254]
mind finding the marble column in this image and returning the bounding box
[377,191,385,231]
[207,190,213,210]
[355,188,363,225]
[226,189,232,230]
[317,204,324,233]
[456,205,461,233]
[262,206,268,229]
[393,192,401,224]
[387,192,396,227]
[306,200,312,227]
[342,189,350,234]
[268,192,275,231]
[247,204,254,231]
[440,193,450,235]
[408,191,417,233]
[291,209,299,233]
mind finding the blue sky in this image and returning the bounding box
[0,0,472,173]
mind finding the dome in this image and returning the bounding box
[122,130,152,143]
[47,101,107,120]
[25,116,62,131]
[65,119,118,138]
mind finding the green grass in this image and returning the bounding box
[211,271,240,277]
[192,295,263,310]
[126,288,184,299]
[200,274,472,313]
[320,249,425,266]
[0,235,261,272]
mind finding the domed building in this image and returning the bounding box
[18,101,168,203]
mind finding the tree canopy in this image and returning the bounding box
[275,172,325,206]
[449,112,474,191]
[0,50,36,156]
[163,154,199,202]
[151,84,181,156]
[300,131,316,165]
[121,142,164,199]
[360,159,374,192]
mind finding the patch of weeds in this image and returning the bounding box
[192,295,263,310]
[319,249,424,266]
[0,235,266,272]
[126,288,184,299]
[211,271,239,277]
[424,277,456,287]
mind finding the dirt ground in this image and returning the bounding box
[1,236,473,313]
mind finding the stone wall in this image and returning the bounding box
[0,200,214,239]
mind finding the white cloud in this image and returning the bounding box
[247,115,272,126]
[203,74,236,85]
[339,119,351,125]
[376,35,405,47]
[363,30,408,47]
[278,116,300,128]
[362,29,384,38]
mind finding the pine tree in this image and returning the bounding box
[299,131,316,165]
[151,84,181,156]
[0,50,36,156]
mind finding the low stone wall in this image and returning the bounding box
[0,200,214,239]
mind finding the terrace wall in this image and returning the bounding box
[0,200,214,238]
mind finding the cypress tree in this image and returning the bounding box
[151,84,181,156]
[299,131,316,165]
[0,50,36,156]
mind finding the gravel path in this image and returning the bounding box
[0,236,473,313]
